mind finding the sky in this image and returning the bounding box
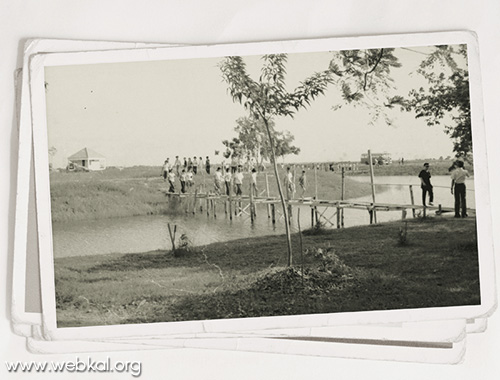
[44,45,467,168]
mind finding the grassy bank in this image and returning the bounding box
[55,217,480,327]
[50,166,374,222]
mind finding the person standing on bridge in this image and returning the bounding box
[223,168,232,196]
[251,168,258,196]
[167,169,176,193]
[174,156,181,176]
[451,160,469,218]
[285,167,295,200]
[198,157,203,173]
[205,156,211,174]
[214,167,223,195]
[179,169,187,194]
[186,168,194,189]
[161,160,169,181]
[418,163,434,207]
[234,166,244,196]
[192,156,198,175]
[298,170,307,199]
[230,155,238,174]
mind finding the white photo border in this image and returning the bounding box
[29,31,496,341]
[11,39,175,329]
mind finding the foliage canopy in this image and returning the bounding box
[396,45,472,157]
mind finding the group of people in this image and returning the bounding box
[418,160,470,218]
[212,166,255,197]
[162,156,211,177]
[162,157,311,199]
[284,167,308,199]
[220,156,262,174]
[161,156,212,193]
[164,158,470,217]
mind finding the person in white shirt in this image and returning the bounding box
[249,157,256,172]
[186,169,194,189]
[179,169,187,193]
[234,166,244,196]
[192,156,198,175]
[161,160,169,181]
[214,167,223,195]
[251,168,258,196]
[223,168,232,196]
[450,160,469,218]
[284,167,295,199]
[167,169,176,193]
[174,156,181,175]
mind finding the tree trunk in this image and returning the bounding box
[263,118,292,266]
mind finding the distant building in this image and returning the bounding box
[360,152,392,165]
[67,148,106,171]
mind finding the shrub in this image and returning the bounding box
[172,234,192,257]
[302,221,328,236]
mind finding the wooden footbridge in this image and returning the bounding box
[163,151,474,228]
[164,189,473,229]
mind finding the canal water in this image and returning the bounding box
[52,175,475,258]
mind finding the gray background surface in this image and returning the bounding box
[1,1,499,379]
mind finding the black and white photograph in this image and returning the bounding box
[3,1,500,379]
[31,36,489,331]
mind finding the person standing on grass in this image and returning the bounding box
[224,167,232,196]
[180,169,187,193]
[214,167,223,195]
[167,169,176,193]
[234,166,244,196]
[418,163,434,207]
[298,170,307,198]
[451,160,469,218]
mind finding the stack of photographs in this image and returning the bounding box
[11,32,496,363]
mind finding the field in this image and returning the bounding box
[54,217,480,327]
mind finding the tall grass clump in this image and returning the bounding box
[50,180,166,222]
[398,221,409,246]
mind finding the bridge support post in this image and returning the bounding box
[409,185,416,218]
